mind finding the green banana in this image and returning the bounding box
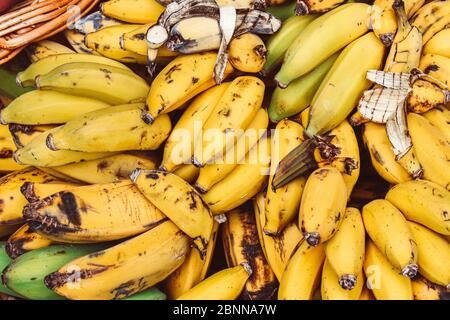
[0,242,20,297]
[266,1,297,21]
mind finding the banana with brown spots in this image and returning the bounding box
[5,224,54,259]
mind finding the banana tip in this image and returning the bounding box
[0,111,6,125]
[379,34,394,47]
[34,75,41,89]
[45,133,58,151]
[339,274,357,290]
[274,76,289,89]
[129,168,142,183]
[15,73,23,87]
[304,232,320,246]
[263,228,280,237]
[241,262,253,276]
[295,1,309,15]
[191,157,204,168]
[412,168,424,180]
[401,263,418,279]
[194,182,207,194]
[140,111,154,124]
[13,150,23,164]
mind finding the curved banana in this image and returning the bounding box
[101,0,164,24]
[406,79,450,114]
[228,33,267,73]
[321,259,364,300]
[45,220,189,300]
[423,106,450,142]
[0,124,25,172]
[64,30,100,55]
[419,54,450,89]
[423,28,450,59]
[5,224,53,259]
[173,164,200,184]
[364,239,413,300]
[410,0,450,44]
[412,275,450,300]
[264,119,305,236]
[21,181,81,203]
[26,40,74,62]
[131,169,213,257]
[324,208,365,290]
[9,124,57,149]
[299,166,348,246]
[362,199,418,278]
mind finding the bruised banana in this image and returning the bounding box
[16,53,131,88]
[222,205,278,300]
[8,124,56,148]
[131,169,213,258]
[202,136,271,215]
[408,221,450,289]
[177,263,252,300]
[23,181,167,243]
[0,124,25,172]
[423,106,450,142]
[228,33,267,73]
[0,90,110,125]
[324,208,365,290]
[36,63,149,105]
[253,192,303,282]
[193,77,265,167]
[278,239,325,300]
[5,224,53,259]
[20,181,81,203]
[164,221,219,299]
[412,275,450,300]
[321,259,364,300]
[101,0,165,24]
[419,54,450,89]
[47,104,171,153]
[144,53,234,123]
[296,0,347,15]
[71,11,123,34]
[299,166,347,246]
[264,120,305,236]
[410,0,450,44]
[64,30,99,55]
[406,79,450,114]
[173,164,200,184]
[275,3,371,87]
[364,239,413,300]
[386,179,450,236]
[45,220,190,300]
[26,40,74,63]
[423,29,450,59]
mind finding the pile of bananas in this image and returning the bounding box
[0,0,449,301]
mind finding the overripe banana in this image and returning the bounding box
[296,0,347,15]
[0,124,24,172]
[64,30,99,55]
[8,124,56,148]
[321,259,364,300]
[26,40,74,62]
[406,79,450,114]
[423,28,450,58]
[20,181,81,203]
[5,224,53,259]
[101,0,165,24]
[410,0,450,44]
[228,33,267,73]
[71,11,123,34]
[419,54,450,89]
[423,106,450,142]
[412,275,450,300]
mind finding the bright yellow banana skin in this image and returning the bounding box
[412,275,449,300]
[321,259,364,300]
[46,220,189,300]
[228,33,267,73]
[424,29,450,59]
[5,224,53,259]
[173,164,200,184]
[101,0,164,24]
[64,30,100,55]
[423,106,450,142]
[0,124,25,172]
[26,40,74,62]
[419,54,450,89]
[410,0,450,44]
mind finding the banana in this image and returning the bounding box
[305,32,385,136]
[85,25,148,64]
[131,169,213,257]
[386,179,450,235]
[406,79,450,114]
[228,33,267,73]
[253,192,303,281]
[202,136,271,215]
[26,40,74,63]
[299,166,347,246]
[0,90,110,125]
[296,0,347,15]
[8,124,56,149]
[2,244,104,300]
[407,113,450,190]
[124,287,166,300]
[222,205,278,300]
[266,1,296,21]
[263,14,316,75]
[194,108,269,193]
[278,239,325,300]
[0,242,19,296]
[20,181,81,203]
[0,124,25,172]
[419,54,450,89]
[412,275,450,300]
[101,0,164,24]
[46,104,171,153]
[364,239,413,300]
[362,122,411,184]
[120,24,153,56]
[145,53,234,123]
[64,30,100,55]
[23,181,167,243]
[324,208,365,290]
[177,263,253,300]
[362,199,418,278]
[407,221,450,289]
[160,83,230,172]
[14,127,112,167]
[5,224,53,259]
[217,0,267,8]
[193,76,265,167]
[423,106,450,142]
[0,168,61,225]
[269,52,338,122]
[264,120,305,236]
[423,28,450,59]
[410,0,450,44]
[36,63,149,105]
[370,0,425,46]
[173,164,200,184]
[45,219,189,300]
[275,3,371,88]
[321,259,364,300]
[72,11,123,34]
[164,221,219,299]
[16,53,131,88]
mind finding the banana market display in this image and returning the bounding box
[0,0,449,301]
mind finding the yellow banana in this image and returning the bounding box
[278,239,325,300]
[386,179,450,236]
[101,0,164,24]
[253,192,303,281]
[275,3,371,87]
[8,124,56,149]
[423,28,450,59]
[324,208,365,290]
[0,90,110,125]
[145,53,234,123]
[160,83,230,172]
[364,239,413,300]
[423,106,450,142]
[177,264,252,300]
[131,169,213,258]
[408,113,450,190]
[412,275,450,300]
[164,221,219,299]
[299,166,348,246]
[64,30,100,55]
[46,220,189,300]
[23,180,166,243]
[406,79,450,114]
[410,0,450,44]
[5,224,53,259]
[172,164,200,184]
[72,11,123,34]
[26,40,74,62]
[202,136,271,215]
[0,124,25,172]
[228,33,267,73]
[296,0,347,15]
[222,205,278,300]
[419,54,450,89]
[321,259,364,300]
[20,181,81,203]
[36,63,149,105]
[407,221,450,289]
[120,24,152,56]
[264,119,305,236]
